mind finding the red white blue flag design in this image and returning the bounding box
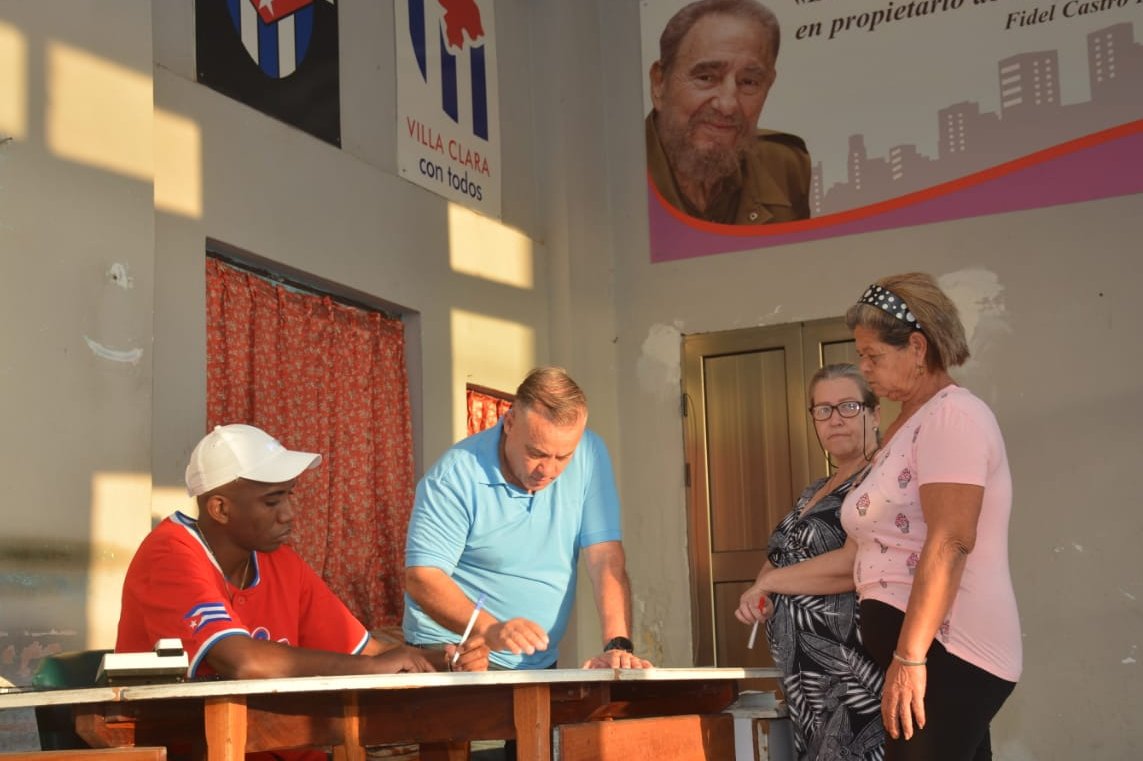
[225,0,316,78]
[407,0,489,140]
[184,602,232,634]
[396,0,501,217]
[195,0,340,146]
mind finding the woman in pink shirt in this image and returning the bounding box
[753,273,1021,761]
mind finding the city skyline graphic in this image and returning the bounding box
[810,21,1143,216]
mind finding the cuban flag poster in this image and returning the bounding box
[396,0,502,218]
[196,0,341,147]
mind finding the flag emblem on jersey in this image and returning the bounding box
[407,0,489,140]
[195,0,341,145]
[226,0,315,78]
[184,602,232,634]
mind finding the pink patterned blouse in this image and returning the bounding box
[841,385,1022,682]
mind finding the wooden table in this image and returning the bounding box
[0,667,779,761]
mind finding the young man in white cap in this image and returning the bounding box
[117,424,487,681]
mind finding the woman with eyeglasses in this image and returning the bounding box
[736,363,886,761]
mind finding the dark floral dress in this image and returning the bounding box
[765,471,885,761]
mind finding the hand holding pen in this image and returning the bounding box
[450,594,487,668]
[746,595,773,650]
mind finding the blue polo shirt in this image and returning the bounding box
[402,420,622,669]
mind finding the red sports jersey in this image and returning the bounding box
[117,512,369,678]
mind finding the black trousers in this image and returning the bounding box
[860,600,1016,761]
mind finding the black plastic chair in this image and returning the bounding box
[30,649,112,750]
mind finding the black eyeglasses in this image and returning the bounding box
[808,401,866,421]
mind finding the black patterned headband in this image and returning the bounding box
[858,284,922,332]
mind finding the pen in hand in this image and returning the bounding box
[746,595,767,650]
[451,593,486,666]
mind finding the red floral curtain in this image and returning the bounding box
[206,257,414,629]
[466,386,513,435]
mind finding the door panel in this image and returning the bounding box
[705,349,792,553]
[681,324,808,667]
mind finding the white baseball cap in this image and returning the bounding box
[185,424,322,497]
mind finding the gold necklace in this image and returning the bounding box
[820,461,870,500]
[195,522,251,598]
[827,461,862,490]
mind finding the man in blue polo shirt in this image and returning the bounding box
[403,367,651,671]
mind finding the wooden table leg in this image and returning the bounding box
[332,692,366,761]
[513,683,551,761]
[204,696,246,761]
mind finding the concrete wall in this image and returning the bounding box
[0,0,156,678]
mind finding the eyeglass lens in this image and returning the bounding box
[810,402,864,420]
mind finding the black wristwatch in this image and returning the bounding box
[603,636,634,653]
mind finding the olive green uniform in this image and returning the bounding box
[646,113,811,225]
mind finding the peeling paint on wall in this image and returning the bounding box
[83,335,143,364]
[107,262,134,289]
[636,322,683,402]
[938,269,1010,364]
[1052,543,1087,554]
[632,595,667,666]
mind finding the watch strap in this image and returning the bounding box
[603,636,634,653]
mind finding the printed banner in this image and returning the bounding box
[195,0,340,147]
[396,0,502,218]
[641,0,1143,261]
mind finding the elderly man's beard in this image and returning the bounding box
[659,109,751,192]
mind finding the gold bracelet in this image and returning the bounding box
[892,651,927,667]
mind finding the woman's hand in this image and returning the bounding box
[882,657,927,740]
[735,583,773,625]
[884,482,982,739]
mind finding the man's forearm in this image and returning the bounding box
[405,565,498,637]
[596,568,633,642]
[584,542,634,644]
[206,636,429,679]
